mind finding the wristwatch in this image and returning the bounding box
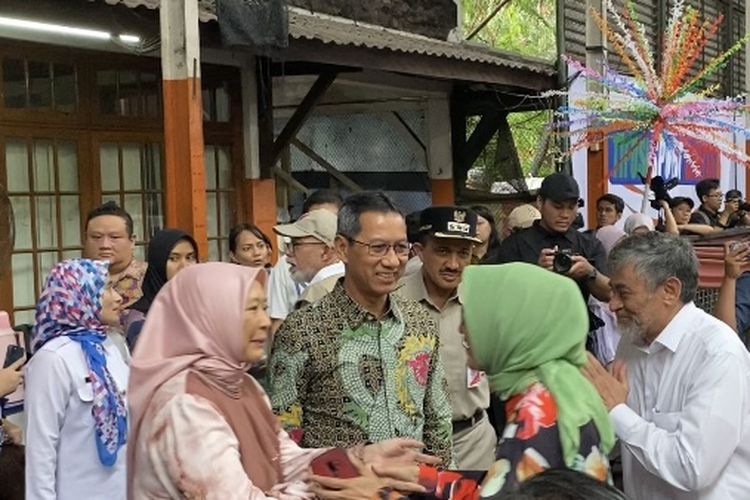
[586,267,598,281]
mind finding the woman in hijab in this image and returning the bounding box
[623,213,655,235]
[128,262,433,499]
[123,228,198,349]
[25,259,129,500]
[313,263,615,499]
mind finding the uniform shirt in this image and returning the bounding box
[612,302,750,500]
[269,281,454,466]
[396,271,490,421]
[25,335,129,500]
[488,220,607,301]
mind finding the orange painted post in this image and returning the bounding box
[427,98,455,206]
[244,178,278,262]
[587,144,606,229]
[431,179,455,205]
[160,0,208,259]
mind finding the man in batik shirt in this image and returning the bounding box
[269,192,453,466]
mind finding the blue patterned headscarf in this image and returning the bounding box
[34,259,128,467]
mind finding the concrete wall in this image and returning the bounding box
[288,0,458,39]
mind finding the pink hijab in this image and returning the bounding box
[595,225,627,255]
[126,262,267,493]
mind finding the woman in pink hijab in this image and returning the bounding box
[128,262,432,499]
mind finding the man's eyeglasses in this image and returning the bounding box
[347,237,410,257]
[707,193,724,199]
[284,240,326,255]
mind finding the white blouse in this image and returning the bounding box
[131,371,327,499]
[25,335,129,500]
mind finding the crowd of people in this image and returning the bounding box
[0,176,749,500]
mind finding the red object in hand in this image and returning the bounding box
[310,448,359,479]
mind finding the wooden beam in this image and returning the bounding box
[465,110,503,170]
[160,0,207,258]
[450,95,468,199]
[273,165,311,195]
[266,72,337,172]
[290,138,362,192]
[257,56,275,178]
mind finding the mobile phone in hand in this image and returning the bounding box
[310,448,359,479]
[3,345,25,369]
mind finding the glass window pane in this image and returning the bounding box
[202,88,213,121]
[37,251,58,292]
[53,63,77,112]
[60,195,80,247]
[118,70,139,116]
[62,249,81,260]
[144,144,161,190]
[122,144,142,190]
[102,193,120,206]
[28,61,52,108]
[208,240,219,263]
[57,141,78,192]
[10,196,32,250]
[35,195,58,248]
[216,83,230,122]
[33,140,54,192]
[3,58,26,108]
[100,143,120,191]
[97,70,117,115]
[206,192,218,238]
[13,309,35,326]
[5,139,29,192]
[141,72,160,118]
[124,194,144,241]
[219,192,232,237]
[217,146,232,189]
[134,244,145,261]
[204,145,216,189]
[144,193,163,239]
[11,253,34,308]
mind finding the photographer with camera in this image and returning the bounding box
[487,173,611,305]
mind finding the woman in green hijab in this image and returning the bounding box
[462,262,615,496]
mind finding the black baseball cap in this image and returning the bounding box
[669,196,695,209]
[419,206,482,243]
[538,173,581,202]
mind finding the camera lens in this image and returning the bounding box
[553,252,573,273]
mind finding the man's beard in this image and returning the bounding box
[617,315,648,345]
[290,267,313,284]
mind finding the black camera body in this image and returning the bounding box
[552,248,579,274]
[639,174,679,210]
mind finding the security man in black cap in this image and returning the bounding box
[396,206,497,469]
[487,173,611,306]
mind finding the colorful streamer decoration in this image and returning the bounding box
[549,0,750,178]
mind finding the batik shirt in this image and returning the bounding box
[269,281,453,466]
[111,259,147,309]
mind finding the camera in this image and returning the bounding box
[644,174,679,210]
[552,248,578,274]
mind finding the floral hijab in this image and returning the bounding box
[34,259,127,467]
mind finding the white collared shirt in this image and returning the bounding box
[308,260,345,286]
[612,302,750,500]
[25,335,129,500]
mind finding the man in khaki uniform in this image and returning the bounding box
[396,206,497,469]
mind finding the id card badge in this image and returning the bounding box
[467,368,484,389]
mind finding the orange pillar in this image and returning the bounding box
[160,0,208,258]
[431,179,455,205]
[587,144,607,229]
[244,178,278,262]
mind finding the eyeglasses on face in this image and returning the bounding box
[346,237,410,257]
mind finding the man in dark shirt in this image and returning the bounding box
[689,178,723,227]
[487,173,611,304]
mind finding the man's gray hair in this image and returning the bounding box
[608,232,699,303]
[337,191,403,239]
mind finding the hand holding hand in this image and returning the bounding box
[310,454,425,499]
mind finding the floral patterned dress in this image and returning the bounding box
[379,382,611,499]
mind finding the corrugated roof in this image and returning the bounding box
[103,1,556,76]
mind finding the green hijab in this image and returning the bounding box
[461,263,614,466]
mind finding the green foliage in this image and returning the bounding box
[461,0,557,61]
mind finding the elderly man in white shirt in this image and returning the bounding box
[583,232,750,500]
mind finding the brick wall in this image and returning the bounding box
[288,0,458,39]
